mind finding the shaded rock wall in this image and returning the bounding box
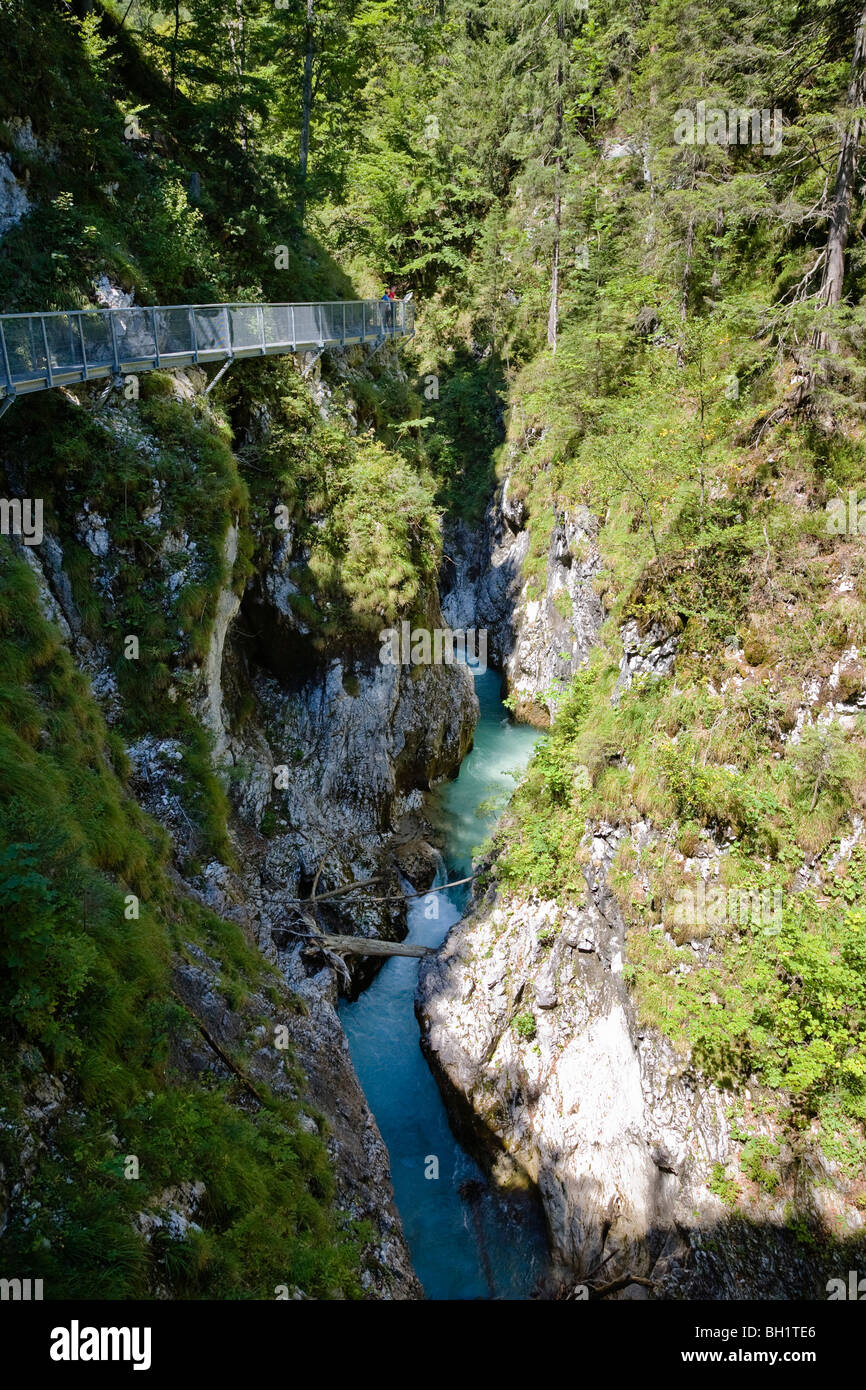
[442,468,603,724]
[417,833,866,1298]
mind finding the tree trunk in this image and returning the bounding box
[676,213,695,366]
[226,0,250,151]
[170,0,180,105]
[813,4,866,353]
[547,163,561,352]
[546,13,564,353]
[298,0,315,219]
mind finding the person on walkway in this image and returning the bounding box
[381,287,396,332]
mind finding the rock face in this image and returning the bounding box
[206,643,476,998]
[442,471,603,724]
[171,901,421,1298]
[226,633,477,844]
[24,519,427,1297]
[176,523,478,1292]
[0,118,39,238]
[17,349,481,1299]
[417,823,866,1299]
[613,620,679,700]
[203,501,478,985]
[416,828,727,1297]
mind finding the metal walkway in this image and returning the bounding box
[0,297,414,413]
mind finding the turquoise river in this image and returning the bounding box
[339,665,552,1299]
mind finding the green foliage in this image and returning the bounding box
[234,361,443,638]
[0,546,362,1298]
[5,391,245,858]
[311,437,440,627]
[741,1136,781,1193]
[790,724,859,815]
[709,1162,740,1207]
[630,891,866,1126]
[497,667,597,896]
[657,741,713,823]
[424,354,505,521]
[4,0,866,1288]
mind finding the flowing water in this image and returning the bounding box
[339,666,551,1299]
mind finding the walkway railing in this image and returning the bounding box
[0,297,414,403]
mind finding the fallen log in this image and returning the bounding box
[313,932,433,959]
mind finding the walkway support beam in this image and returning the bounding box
[204,358,233,396]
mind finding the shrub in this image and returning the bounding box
[513,1012,537,1040]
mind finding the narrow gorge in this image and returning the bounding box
[2,0,866,1330]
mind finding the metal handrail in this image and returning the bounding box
[0,297,415,407]
[0,298,405,319]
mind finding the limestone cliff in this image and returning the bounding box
[420,459,866,1300]
[12,343,481,1299]
[417,822,866,1298]
[442,459,604,725]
